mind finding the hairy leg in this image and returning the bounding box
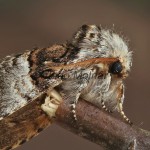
[56,79,89,121]
[117,84,132,125]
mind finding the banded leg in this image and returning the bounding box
[70,93,81,121]
[69,82,89,121]
[101,100,112,113]
[58,79,88,121]
[118,84,132,125]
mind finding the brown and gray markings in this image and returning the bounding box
[0,51,39,119]
[0,94,51,150]
[0,24,132,149]
[0,43,79,120]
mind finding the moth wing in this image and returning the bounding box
[0,52,61,120]
[72,24,101,48]
[69,24,107,62]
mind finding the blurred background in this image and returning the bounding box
[0,0,150,149]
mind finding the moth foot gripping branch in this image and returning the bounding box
[41,89,62,118]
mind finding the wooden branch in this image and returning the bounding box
[0,94,150,150]
[56,97,150,150]
[0,94,52,150]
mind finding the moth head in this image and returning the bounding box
[71,24,132,78]
[100,29,132,78]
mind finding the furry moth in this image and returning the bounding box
[0,25,132,149]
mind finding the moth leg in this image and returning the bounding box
[101,100,112,113]
[70,93,81,121]
[118,84,132,125]
[69,82,89,121]
[58,79,88,121]
[41,89,62,118]
[59,90,81,121]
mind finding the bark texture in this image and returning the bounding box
[56,97,150,150]
[0,95,150,150]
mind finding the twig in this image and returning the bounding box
[0,94,150,150]
[56,97,150,150]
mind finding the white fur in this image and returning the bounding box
[72,25,132,73]
[66,25,132,117]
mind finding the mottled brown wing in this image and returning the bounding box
[0,94,51,150]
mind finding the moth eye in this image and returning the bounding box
[110,61,122,74]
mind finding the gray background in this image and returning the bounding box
[0,0,150,149]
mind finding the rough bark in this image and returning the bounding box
[56,98,150,150]
[0,94,150,150]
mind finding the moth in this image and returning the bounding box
[0,25,132,149]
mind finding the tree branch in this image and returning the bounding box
[0,94,150,150]
[56,97,150,150]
